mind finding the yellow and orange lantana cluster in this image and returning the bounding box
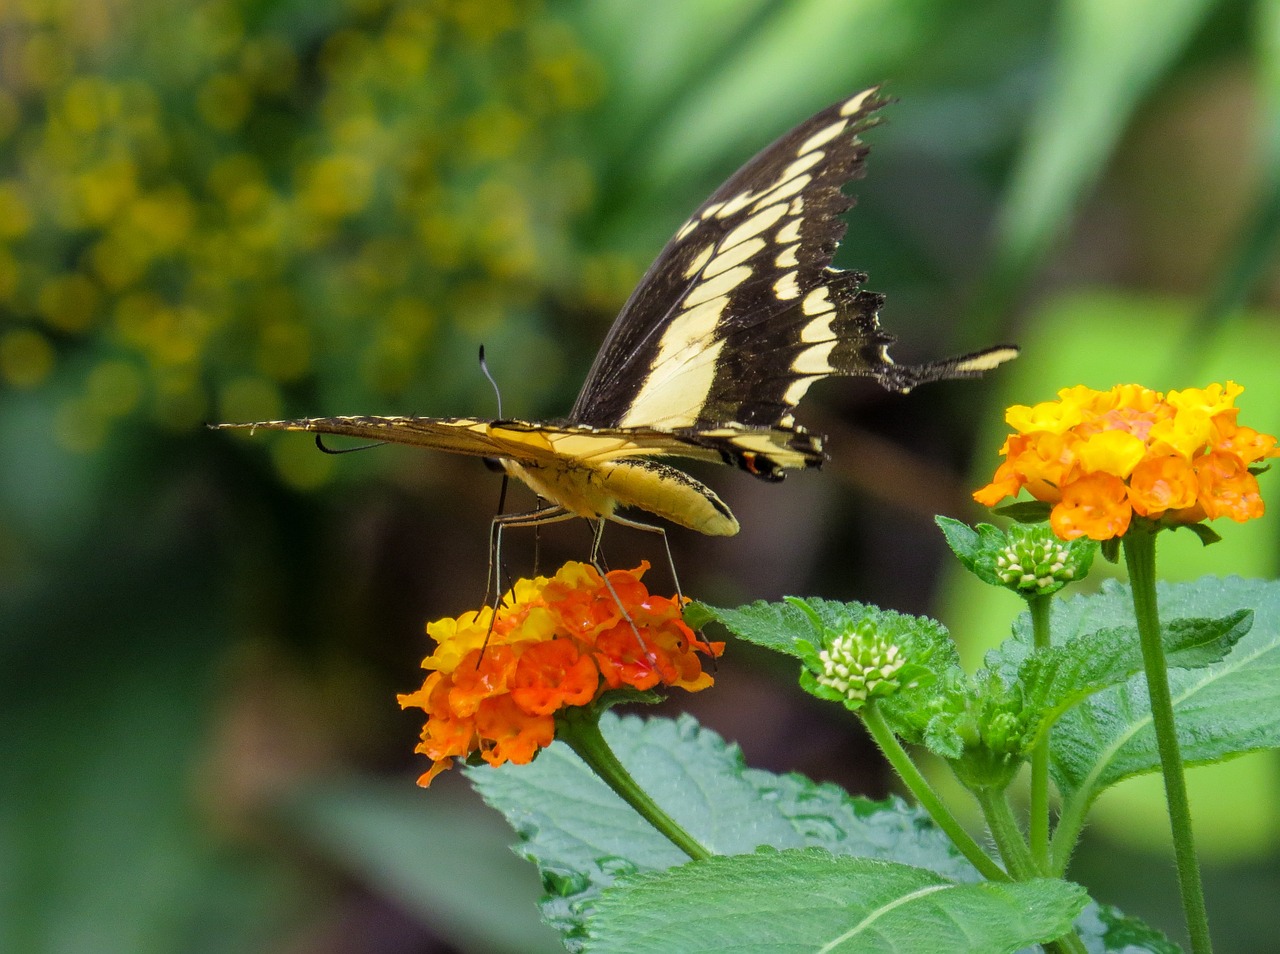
[974,382,1278,540]
[398,562,721,786]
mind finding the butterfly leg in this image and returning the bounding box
[488,504,576,603]
[585,519,667,669]
[607,514,683,602]
[477,505,577,659]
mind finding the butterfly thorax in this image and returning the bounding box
[502,457,739,536]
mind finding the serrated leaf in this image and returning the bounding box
[1075,902,1180,954]
[584,850,1087,954]
[993,599,1252,680]
[688,596,871,657]
[469,713,978,948]
[989,608,1253,738]
[1047,577,1280,804]
[936,516,1007,586]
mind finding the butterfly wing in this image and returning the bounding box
[568,86,1016,446]
[208,415,820,472]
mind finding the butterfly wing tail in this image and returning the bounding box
[872,343,1021,394]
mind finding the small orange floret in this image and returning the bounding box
[975,381,1277,541]
[398,561,721,785]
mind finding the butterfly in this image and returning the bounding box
[213,87,1017,541]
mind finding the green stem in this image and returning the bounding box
[861,704,1009,882]
[1122,526,1213,954]
[1049,790,1090,875]
[557,708,711,861]
[975,788,1087,954]
[1047,929,1091,954]
[1027,592,1053,872]
[974,786,1039,881]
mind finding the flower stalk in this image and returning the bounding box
[556,706,711,861]
[861,703,1009,882]
[1027,592,1053,872]
[1122,526,1213,954]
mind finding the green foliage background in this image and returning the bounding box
[2,0,1278,951]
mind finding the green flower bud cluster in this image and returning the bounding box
[995,535,1074,592]
[814,619,907,704]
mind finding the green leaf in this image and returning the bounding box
[1174,521,1224,547]
[1048,577,1280,804]
[1076,902,1180,954]
[583,850,1087,954]
[694,597,960,671]
[469,713,978,949]
[688,595,871,657]
[936,516,1007,586]
[992,602,1252,682]
[993,500,1054,523]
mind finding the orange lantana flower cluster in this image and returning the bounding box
[398,561,722,786]
[974,382,1279,540]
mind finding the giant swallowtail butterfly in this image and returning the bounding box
[214,87,1017,537]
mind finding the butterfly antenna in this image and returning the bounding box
[478,342,513,652]
[314,434,388,454]
[478,344,503,419]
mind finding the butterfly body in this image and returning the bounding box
[504,457,739,536]
[213,87,1018,535]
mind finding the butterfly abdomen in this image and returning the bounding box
[503,457,739,536]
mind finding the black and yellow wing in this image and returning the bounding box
[213,87,1017,534]
[568,87,1015,478]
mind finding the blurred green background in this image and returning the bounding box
[3,0,1279,951]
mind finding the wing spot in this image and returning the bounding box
[705,236,765,278]
[840,88,876,116]
[783,377,818,405]
[775,243,799,268]
[700,200,725,219]
[721,202,788,250]
[789,196,804,216]
[802,286,834,316]
[684,265,753,309]
[776,218,802,244]
[801,313,836,343]
[715,190,756,219]
[674,218,697,241]
[683,243,714,278]
[799,121,846,155]
[793,341,837,374]
[752,173,812,210]
[774,270,801,300]
[954,347,1021,372]
[781,151,825,181]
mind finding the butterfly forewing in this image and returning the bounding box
[568,87,891,431]
[568,86,1016,442]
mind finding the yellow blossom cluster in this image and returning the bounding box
[975,382,1279,540]
[0,0,606,464]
